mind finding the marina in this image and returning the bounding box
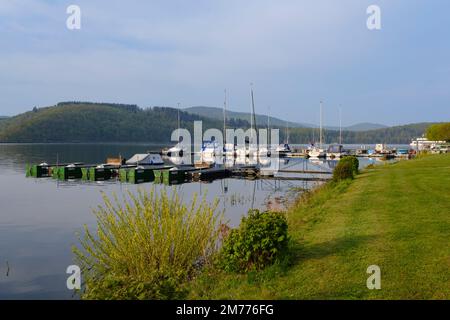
[2,142,357,298]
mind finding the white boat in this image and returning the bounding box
[126,153,164,165]
[410,136,446,151]
[164,108,187,157]
[221,91,238,158]
[375,143,389,153]
[274,119,292,158]
[275,143,291,157]
[309,146,326,158]
[200,140,222,157]
[236,85,260,158]
[310,101,326,158]
[164,145,187,157]
[258,107,272,157]
[326,107,347,159]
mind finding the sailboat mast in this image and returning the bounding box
[319,101,323,148]
[223,89,227,145]
[267,106,270,146]
[250,84,258,153]
[250,86,253,143]
[177,103,181,143]
[177,103,180,131]
[339,106,342,145]
[285,121,289,144]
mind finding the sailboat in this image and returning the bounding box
[200,140,222,158]
[236,85,258,158]
[309,101,326,158]
[222,90,236,158]
[199,94,225,159]
[326,106,347,159]
[258,107,272,157]
[275,120,292,157]
[164,105,187,157]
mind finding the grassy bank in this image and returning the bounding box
[190,154,450,299]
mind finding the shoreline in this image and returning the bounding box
[189,154,450,299]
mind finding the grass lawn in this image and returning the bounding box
[190,154,450,299]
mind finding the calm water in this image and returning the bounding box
[0,143,387,299]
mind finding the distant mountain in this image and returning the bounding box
[344,122,388,131]
[185,106,388,132]
[325,122,388,131]
[184,106,313,128]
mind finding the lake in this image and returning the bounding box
[0,143,390,299]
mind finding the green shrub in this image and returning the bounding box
[218,210,289,273]
[340,156,359,174]
[73,188,222,299]
[333,159,354,181]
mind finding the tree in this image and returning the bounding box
[426,123,450,142]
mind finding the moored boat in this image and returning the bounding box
[126,153,164,165]
[410,136,446,151]
[326,144,347,159]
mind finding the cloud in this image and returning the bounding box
[0,0,449,125]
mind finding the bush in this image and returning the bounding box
[73,188,222,299]
[333,159,355,181]
[340,156,359,174]
[218,210,289,273]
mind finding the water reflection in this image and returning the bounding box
[0,143,384,299]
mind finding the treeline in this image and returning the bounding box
[286,123,434,144]
[426,123,450,142]
[57,101,140,113]
[0,102,436,144]
[0,102,225,143]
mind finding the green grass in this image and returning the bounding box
[189,154,450,299]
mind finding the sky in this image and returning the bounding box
[0,0,449,126]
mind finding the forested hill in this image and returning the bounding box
[0,102,435,144]
[0,102,227,143]
[184,106,313,128]
[288,123,434,145]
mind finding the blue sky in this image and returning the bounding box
[0,0,449,126]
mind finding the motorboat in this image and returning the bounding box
[410,136,446,151]
[126,153,164,165]
[309,146,326,158]
[326,144,347,159]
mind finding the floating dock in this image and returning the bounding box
[189,167,231,182]
[26,160,333,184]
[26,162,83,178]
